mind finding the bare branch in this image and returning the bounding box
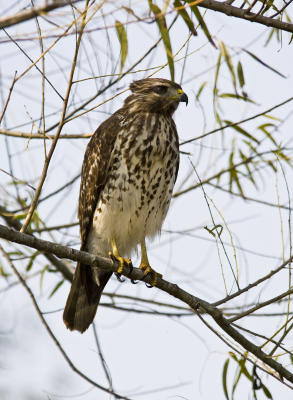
[0,129,92,139]
[197,0,293,33]
[1,223,293,384]
[0,71,17,125]
[20,1,91,233]
[0,0,83,29]
[0,244,132,400]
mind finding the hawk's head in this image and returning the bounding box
[125,78,188,115]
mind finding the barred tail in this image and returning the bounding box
[63,263,111,333]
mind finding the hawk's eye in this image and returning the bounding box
[153,85,168,94]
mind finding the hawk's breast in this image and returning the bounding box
[87,112,179,257]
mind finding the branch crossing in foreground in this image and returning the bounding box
[1,223,293,385]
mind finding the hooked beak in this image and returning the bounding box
[177,88,188,106]
[179,92,188,106]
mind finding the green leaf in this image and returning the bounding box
[222,358,230,400]
[149,1,174,80]
[48,279,64,298]
[239,150,256,187]
[196,81,206,100]
[237,61,245,88]
[174,0,197,35]
[115,20,128,73]
[232,366,242,398]
[214,52,222,97]
[26,251,39,271]
[40,265,48,292]
[204,224,223,237]
[264,28,275,47]
[187,1,216,47]
[0,264,10,278]
[223,120,260,144]
[262,383,273,399]
[219,93,255,103]
[243,49,286,78]
[229,353,253,382]
[219,41,237,94]
[264,114,281,122]
[257,123,278,146]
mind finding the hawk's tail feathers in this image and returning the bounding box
[63,263,111,333]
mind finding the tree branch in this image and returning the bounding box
[0,0,83,29]
[1,223,293,385]
[197,0,293,33]
[0,129,92,140]
[0,244,131,400]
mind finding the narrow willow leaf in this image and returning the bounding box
[115,20,128,73]
[13,213,26,220]
[219,41,237,93]
[285,10,292,23]
[40,265,48,292]
[49,279,64,298]
[257,123,278,146]
[275,150,292,166]
[264,114,281,121]
[214,53,222,97]
[243,49,286,78]
[219,93,255,103]
[26,251,39,272]
[174,0,197,35]
[239,149,256,186]
[149,1,174,80]
[223,120,260,144]
[233,170,244,196]
[265,28,275,47]
[188,1,216,47]
[262,383,273,399]
[222,358,230,400]
[204,224,223,237]
[232,366,242,398]
[261,0,276,14]
[237,61,245,88]
[229,149,234,192]
[229,354,253,382]
[196,81,206,100]
[215,111,223,127]
[0,264,10,278]
[238,358,253,382]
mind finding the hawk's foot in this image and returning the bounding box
[139,263,162,287]
[109,252,132,282]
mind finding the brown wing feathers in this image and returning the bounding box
[63,116,119,332]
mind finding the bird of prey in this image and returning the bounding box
[63,78,188,332]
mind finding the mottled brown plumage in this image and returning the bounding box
[63,78,188,332]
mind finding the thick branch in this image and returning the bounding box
[0,0,82,29]
[1,223,293,384]
[0,206,73,281]
[197,0,293,33]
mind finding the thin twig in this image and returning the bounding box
[180,95,293,146]
[0,71,17,124]
[20,1,91,233]
[0,244,132,400]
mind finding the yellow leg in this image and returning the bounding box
[139,239,162,286]
[109,237,132,274]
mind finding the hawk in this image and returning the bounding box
[63,78,188,332]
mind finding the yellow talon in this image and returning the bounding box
[109,238,132,275]
[139,262,162,286]
[109,252,132,274]
[139,239,162,286]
